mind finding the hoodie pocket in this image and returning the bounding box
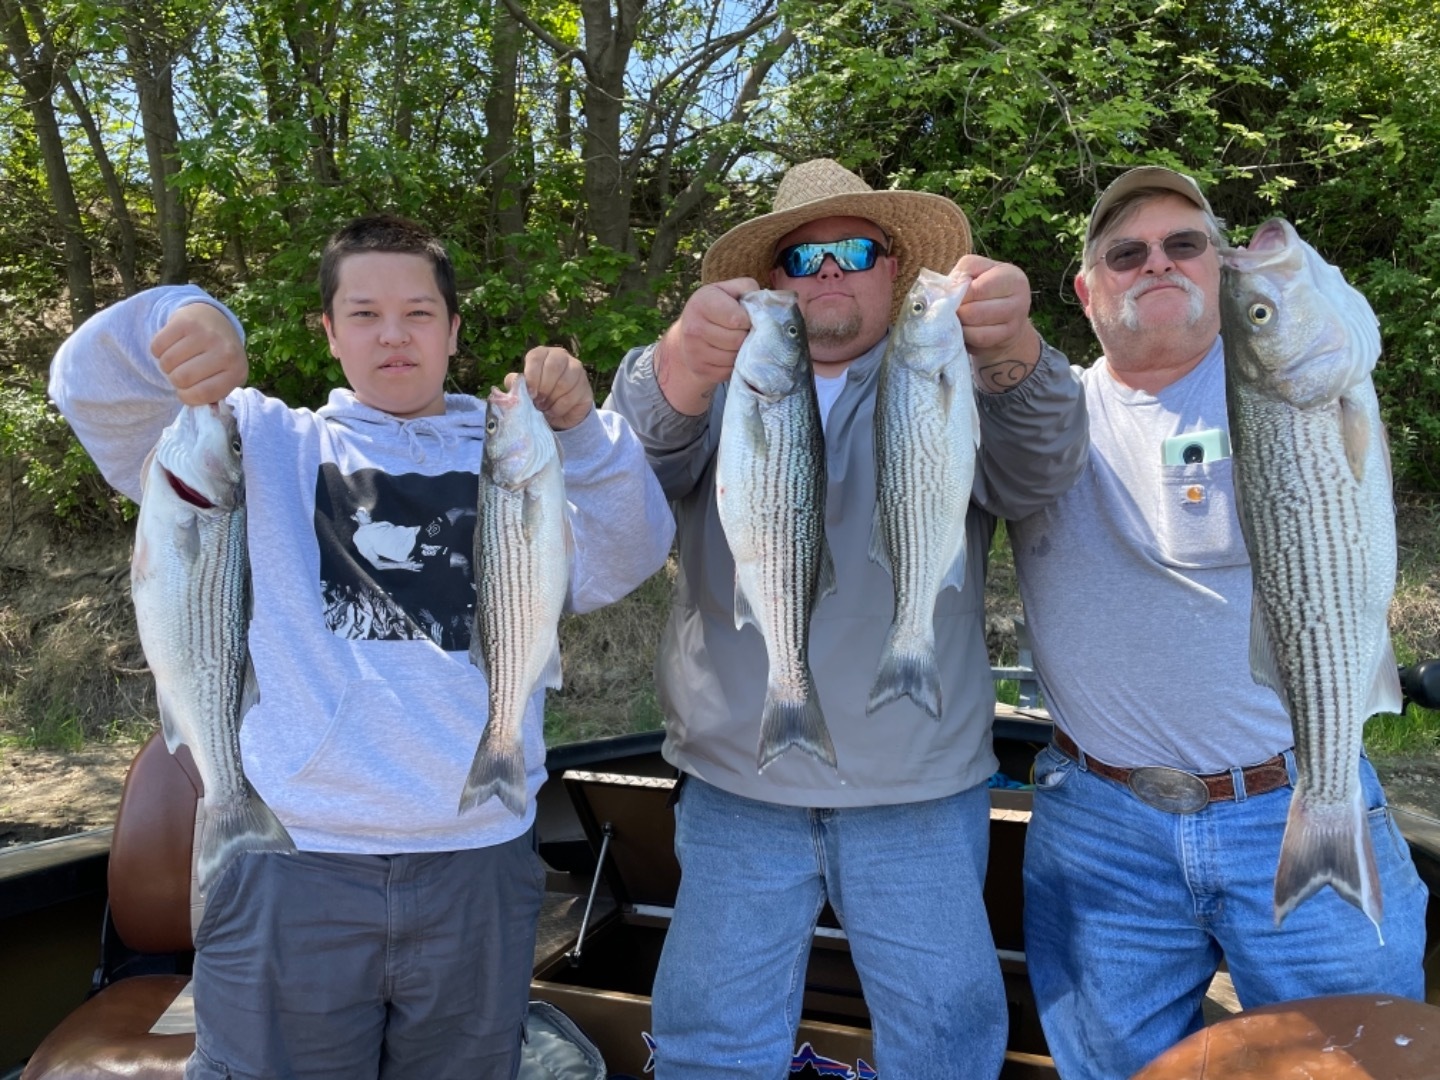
[1155,459,1249,570]
[283,671,514,836]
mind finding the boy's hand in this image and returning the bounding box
[151,303,248,405]
[955,254,1042,394]
[519,346,593,431]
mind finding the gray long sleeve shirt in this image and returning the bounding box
[606,334,1087,807]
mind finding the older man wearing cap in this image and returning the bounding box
[606,158,1087,1077]
[1009,166,1428,1079]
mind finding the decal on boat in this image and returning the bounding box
[635,1033,878,1077]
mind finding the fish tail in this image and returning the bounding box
[866,636,942,720]
[1273,784,1383,936]
[459,728,528,817]
[197,787,296,895]
[757,688,836,772]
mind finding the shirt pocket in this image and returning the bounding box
[1155,458,1249,570]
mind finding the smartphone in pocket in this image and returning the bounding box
[1161,429,1231,466]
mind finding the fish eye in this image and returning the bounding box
[910,299,926,315]
[231,438,242,454]
[786,323,799,338]
[1249,303,1272,325]
[486,418,497,434]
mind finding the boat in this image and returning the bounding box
[3,665,1439,1079]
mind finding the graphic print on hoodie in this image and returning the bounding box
[314,463,477,649]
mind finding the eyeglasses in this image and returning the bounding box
[1101,229,1212,273]
[774,237,888,278]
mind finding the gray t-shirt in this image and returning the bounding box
[1010,338,1292,772]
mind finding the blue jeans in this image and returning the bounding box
[651,776,1007,1079]
[1023,744,1428,1080]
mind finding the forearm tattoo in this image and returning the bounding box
[975,354,1036,394]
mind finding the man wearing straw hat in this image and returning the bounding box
[607,158,1087,1077]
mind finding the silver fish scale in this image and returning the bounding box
[875,364,970,635]
[1231,388,1390,806]
[144,505,250,808]
[477,483,546,750]
[745,394,827,697]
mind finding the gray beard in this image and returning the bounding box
[1118,272,1205,331]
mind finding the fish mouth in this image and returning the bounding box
[164,467,216,509]
[1222,218,1298,272]
[1248,219,1290,253]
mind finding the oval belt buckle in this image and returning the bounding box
[1128,767,1210,814]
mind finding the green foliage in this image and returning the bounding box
[466,230,669,391]
[2,0,1439,488]
[0,384,125,525]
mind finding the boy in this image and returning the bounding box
[49,214,675,1079]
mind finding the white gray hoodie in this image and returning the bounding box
[50,286,675,854]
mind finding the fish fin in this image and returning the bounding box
[156,688,185,754]
[522,484,547,543]
[734,396,769,457]
[1364,634,1404,718]
[868,506,892,574]
[757,688,836,772]
[733,577,758,631]
[1338,392,1370,484]
[867,636,942,719]
[816,538,837,601]
[174,512,201,562]
[459,724,528,817]
[968,370,981,446]
[940,542,968,595]
[239,655,261,720]
[539,637,564,692]
[1247,599,1291,712]
[196,785,295,895]
[1274,783,1383,938]
[938,365,956,417]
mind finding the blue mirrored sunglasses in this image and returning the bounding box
[774,237,887,278]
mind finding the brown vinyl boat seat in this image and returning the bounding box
[22,733,203,1079]
[1131,992,1440,1079]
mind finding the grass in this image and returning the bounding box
[542,564,674,745]
[1366,705,1440,757]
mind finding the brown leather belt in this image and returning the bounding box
[1052,729,1291,813]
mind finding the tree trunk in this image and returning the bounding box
[577,0,644,257]
[58,70,140,294]
[124,13,188,283]
[16,0,138,293]
[0,0,95,321]
[482,0,526,262]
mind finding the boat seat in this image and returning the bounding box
[1130,992,1440,1079]
[22,733,203,1079]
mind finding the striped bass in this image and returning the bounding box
[869,268,980,719]
[463,378,569,816]
[1222,217,1401,931]
[131,403,294,891]
[716,290,837,771]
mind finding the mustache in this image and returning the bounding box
[1120,272,1205,330]
[1127,272,1202,302]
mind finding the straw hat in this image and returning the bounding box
[702,159,972,323]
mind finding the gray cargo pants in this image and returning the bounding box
[185,835,546,1080]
